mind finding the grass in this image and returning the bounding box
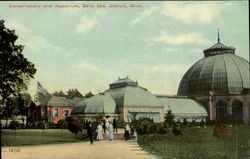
[1,129,88,146]
[137,126,250,159]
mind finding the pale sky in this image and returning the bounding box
[0,1,249,98]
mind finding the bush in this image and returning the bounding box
[213,123,231,137]
[57,119,68,129]
[156,123,168,134]
[199,119,206,127]
[66,116,84,139]
[137,118,153,135]
[9,121,21,130]
[25,122,33,129]
[172,126,183,136]
[134,118,168,135]
[117,120,125,128]
[147,122,157,134]
[37,122,47,129]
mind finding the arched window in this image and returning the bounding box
[216,100,227,121]
[232,100,243,120]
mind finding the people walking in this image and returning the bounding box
[124,123,130,140]
[96,122,103,141]
[102,119,106,133]
[113,117,118,133]
[107,121,114,141]
[87,121,94,144]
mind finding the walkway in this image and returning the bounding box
[1,130,158,159]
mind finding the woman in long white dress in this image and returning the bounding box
[107,121,114,141]
[96,122,103,141]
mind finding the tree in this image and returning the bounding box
[0,20,36,120]
[2,96,19,127]
[66,89,83,99]
[85,91,94,98]
[2,93,32,127]
[52,90,66,97]
[17,93,32,127]
[66,117,83,139]
[164,109,175,126]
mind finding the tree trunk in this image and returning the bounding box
[75,133,77,139]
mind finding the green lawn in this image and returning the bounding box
[1,129,88,146]
[138,126,250,159]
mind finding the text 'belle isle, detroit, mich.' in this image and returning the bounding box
[9,4,143,9]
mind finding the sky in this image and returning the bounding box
[0,1,249,98]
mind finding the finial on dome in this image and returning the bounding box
[217,28,220,43]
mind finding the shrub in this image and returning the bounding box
[9,121,21,130]
[164,110,175,126]
[136,118,154,135]
[200,119,206,127]
[66,116,84,139]
[57,119,68,129]
[183,118,188,127]
[25,122,33,129]
[147,122,157,134]
[37,122,47,129]
[213,123,231,137]
[172,126,183,136]
[156,123,168,134]
[117,120,125,128]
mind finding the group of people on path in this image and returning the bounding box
[96,120,114,141]
[86,118,131,144]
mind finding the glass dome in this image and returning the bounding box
[178,40,250,96]
[72,94,116,114]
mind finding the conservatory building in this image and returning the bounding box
[178,36,250,125]
[72,77,208,122]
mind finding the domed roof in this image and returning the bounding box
[178,39,249,96]
[104,78,162,108]
[72,94,116,114]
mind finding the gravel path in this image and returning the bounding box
[2,132,158,159]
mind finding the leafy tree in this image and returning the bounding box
[164,109,175,126]
[0,20,36,121]
[16,93,32,127]
[66,117,83,139]
[52,90,66,97]
[2,97,19,127]
[85,91,94,98]
[9,120,21,133]
[66,89,83,99]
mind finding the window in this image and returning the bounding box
[216,100,227,121]
[53,108,58,117]
[63,110,69,117]
[232,100,243,120]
